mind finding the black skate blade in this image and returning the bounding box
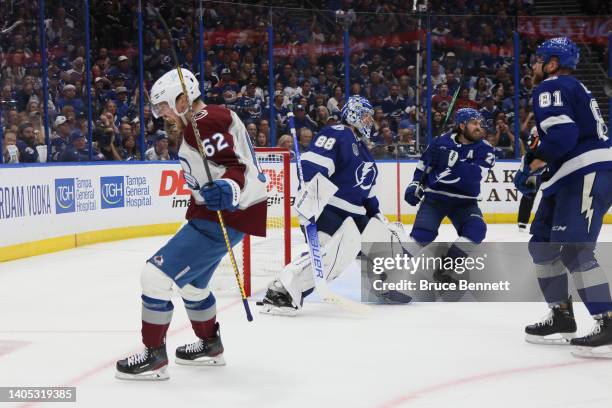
[525,333,574,345]
[176,354,226,366]
[259,304,297,317]
[115,366,169,381]
[571,345,612,359]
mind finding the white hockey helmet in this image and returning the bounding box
[150,68,201,118]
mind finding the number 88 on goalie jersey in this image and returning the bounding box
[300,124,380,218]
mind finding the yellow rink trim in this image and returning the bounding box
[4,214,612,263]
[0,223,182,263]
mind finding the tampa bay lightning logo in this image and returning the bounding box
[354,162,377,190]
[434,168,460,184]
[179,157,201,190]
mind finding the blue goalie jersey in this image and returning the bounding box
[301,124,380,217]
[533,75,612,196]
[413,132,496,202]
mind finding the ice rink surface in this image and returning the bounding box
[1,225,612,408]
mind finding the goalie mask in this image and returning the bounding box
[341,95,374,140]
[150,68,201,122]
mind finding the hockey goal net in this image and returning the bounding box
[211,147,292,297]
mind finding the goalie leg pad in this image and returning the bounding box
[278,217,361,307]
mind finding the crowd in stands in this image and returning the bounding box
[0,0,609,164]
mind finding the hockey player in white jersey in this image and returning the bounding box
[258,95,407,315]
[115,68,268,380]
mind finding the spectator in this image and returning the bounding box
[422,60,446,89]
[61,131,105,162]
[454,88,479,111]
[368,71,389,106]
[479,96,499,132]
[236,83,264,123]
[114,86,130,122]
[119,134,141,161]
[245,123,258,144]
[293,80,316,108]
[95,126,123,161]
[469,76,492,106]
[145,132,176,161]
[288,105,316,133]
[313,106,331,129]
[50,115,73,161]
[213,68,241,109]
[397,128,417,157]
[399,106,419,132]
[431,83,452,115]
[371,126,397,159]
[2,130,19,163]
[16,122,39,163]
[431,110,445,137]
[382,84,407,125]
[56,84,85,118]
[326,86,344,116]
[297,127,313,153]
[276,134,293,151]
[255,132,269,148]
[166,121,182,159]
[494,118,514,149]
[258,119,271,139]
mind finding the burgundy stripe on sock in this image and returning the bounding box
[190,317,216,339]
[141,321,170,348]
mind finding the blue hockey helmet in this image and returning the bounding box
[535,37,580,70]
[341,95,374,139]
[454,108,484,127]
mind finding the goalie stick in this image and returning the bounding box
[149,4,252,322]
[287,113,370,314]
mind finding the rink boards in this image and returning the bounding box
[1,160,611,261]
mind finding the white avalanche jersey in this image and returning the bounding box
[179,105,268,236]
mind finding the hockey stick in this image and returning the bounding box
[149,5,253,322]
[418,75,463,188]
[287,113,370,314]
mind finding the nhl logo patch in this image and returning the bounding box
[352,143,359,156]
[153,255,164,267]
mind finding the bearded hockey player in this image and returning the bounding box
[115,68,268,380]
[514,37,612,358]
[404,108,495,282]
[259,96,407,315]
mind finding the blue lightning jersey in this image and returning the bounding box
[533,75,612,197]
[301,124,380,217]
[412,132,496,202]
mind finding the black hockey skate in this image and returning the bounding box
[116,345,169,380]
[525,297,576,345]
[176,323,226,366]
[258,280,298,316]
[571,312,612,359]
